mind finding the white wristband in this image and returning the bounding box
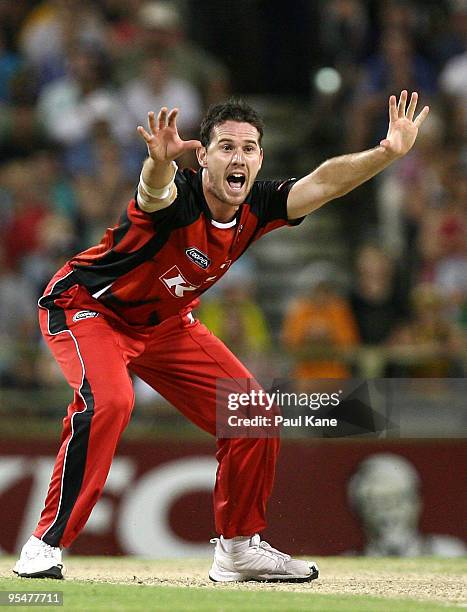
[139,161,177,199]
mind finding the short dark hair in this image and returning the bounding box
[199,99,264,147]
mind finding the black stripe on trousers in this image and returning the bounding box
[42,304,95,547]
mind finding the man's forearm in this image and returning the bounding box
[137,157,178,212]
[141,157,176,189]
[313,146,399,198]
[288,145,400,218]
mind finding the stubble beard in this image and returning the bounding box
[207,178,243,208]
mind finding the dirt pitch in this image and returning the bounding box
[1,556,466,606]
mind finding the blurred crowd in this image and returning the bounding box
[0,0,465,394]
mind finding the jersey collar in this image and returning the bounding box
[211,217,237,229]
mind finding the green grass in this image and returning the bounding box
[0,556,465,611]
[0,578,456,612]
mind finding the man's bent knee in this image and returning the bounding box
[95,387,135,422]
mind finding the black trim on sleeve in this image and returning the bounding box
[250,178,305,227]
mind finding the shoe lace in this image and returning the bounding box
[254,539,291,563]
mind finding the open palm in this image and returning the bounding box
[137,107,201,162]
[380,91,429,158]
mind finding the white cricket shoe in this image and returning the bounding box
[13,536,64,579]
[209,534,319,583]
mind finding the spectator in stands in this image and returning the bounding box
[376,0,433,52]
[282,266,359,380]
[0,61,45,162]
[122,49,202,166]
[430,0,467,67]
[432,216,467,327]
[28,148,78,220]
[347,26,436,152]
[18,0,106,89]
[319,0,369,67]
[123,50,202,133]
[347,453,466,556]
[0,160,49,270]
[416,152,466,325]
[376,115,466,338]
[376,109,446,260]
[37,45,131,152]
[102,0,143,62]
[72,155,134,250]
[17,149,80,294]
[439,45,467,144]
[389,283,465,377]
[350,244,408,345]
[117,1,230,106]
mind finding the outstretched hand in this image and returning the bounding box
[137,107,202,162]
[379,91,429,158]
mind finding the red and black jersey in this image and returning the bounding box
[41,168,303,326]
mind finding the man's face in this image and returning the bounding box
[198,121,263,207]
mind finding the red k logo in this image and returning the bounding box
[159,265,199,297]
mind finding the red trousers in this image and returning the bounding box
[34,269,279,548]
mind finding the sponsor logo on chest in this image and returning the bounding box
[185,247,211,270]
[159,265,200,297]
[72,310,99,322]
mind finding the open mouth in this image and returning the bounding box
[226,173,246,191]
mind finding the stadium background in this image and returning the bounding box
[0,0,465,558]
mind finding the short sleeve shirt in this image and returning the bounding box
[68,168,303,325]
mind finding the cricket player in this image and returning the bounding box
[14,92,428,582]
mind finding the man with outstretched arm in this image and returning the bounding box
[14,91,428,582]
